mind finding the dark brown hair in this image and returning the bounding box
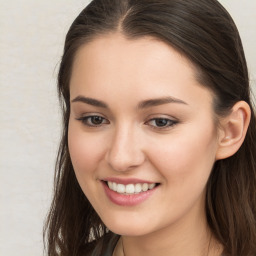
[44,0,256,255]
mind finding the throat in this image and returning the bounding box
[113,231,223,256]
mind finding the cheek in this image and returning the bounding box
[68,122,105,180]
[147,123,218,188]
[68,122,109,210]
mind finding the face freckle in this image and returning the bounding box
[68,33,219,238]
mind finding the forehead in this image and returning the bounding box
[70,33,213,108]
[71,33,195,81]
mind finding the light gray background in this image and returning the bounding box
[0,1,255,255]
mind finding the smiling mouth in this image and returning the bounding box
[104,181,160,195]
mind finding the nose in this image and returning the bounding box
[105,124,145,172]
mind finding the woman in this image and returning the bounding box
[44,0,256,255]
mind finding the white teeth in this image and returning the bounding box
[117,184,125,193]
[135,183,142,193]
[142,183,149,192]
[108,181,113,190]
[112,182,117,191]
[149,183,156,189]
[107,181,157,195]
[126,184,135,194]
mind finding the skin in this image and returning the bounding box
[68,33,226,255]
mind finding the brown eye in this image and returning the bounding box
[154,119,169,127]
[146,118,178,129]
[77,115,109,127]
[90,116,104,125]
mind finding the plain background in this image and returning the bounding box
[0,1,255,255]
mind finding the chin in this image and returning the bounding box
[101,214,156,237]
[109,225,150,237]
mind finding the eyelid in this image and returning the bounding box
[76,114,110,127]
[75,113,178,129]
[145,116,178,130]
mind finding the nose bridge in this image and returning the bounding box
[106,122,144,172]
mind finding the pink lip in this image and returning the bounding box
[102,181,159,206]
[103,177,156,185]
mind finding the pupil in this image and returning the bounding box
[156,119,167,127]
[92,116,103,124]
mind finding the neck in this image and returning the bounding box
[114,202,223,256]
[116,233,222,256]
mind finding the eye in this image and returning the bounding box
[76,115,109,127]
[146,118,178,129]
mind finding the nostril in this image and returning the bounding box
[105,139,146,172]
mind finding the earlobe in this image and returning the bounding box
[215,101,251,160]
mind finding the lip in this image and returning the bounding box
[101,180,159,206]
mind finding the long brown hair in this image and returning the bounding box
[44,0,256,255]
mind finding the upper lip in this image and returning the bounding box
[102,177,159,185]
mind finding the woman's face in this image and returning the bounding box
[68,34,220,236]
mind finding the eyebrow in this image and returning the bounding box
[138,96,188,109]
[71,96,108,108]
[71,95,188,109]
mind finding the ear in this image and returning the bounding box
[216,101,251,160]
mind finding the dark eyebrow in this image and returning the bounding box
[71,95,187,109]
[138,96,188,109]
[71,96,109,108]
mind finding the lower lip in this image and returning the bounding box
[102,182,158,206]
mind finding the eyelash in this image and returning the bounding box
[76,115,178,130]
[145,118,178,130]
[76,115,110,127]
